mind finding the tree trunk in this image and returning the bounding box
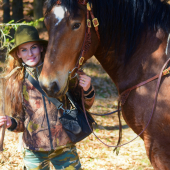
[12,0,23,22]
[3,0,11,23]
[33,0,45,29]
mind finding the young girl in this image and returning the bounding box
[0,25,95,170]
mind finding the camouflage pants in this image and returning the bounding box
[23,145,82,170]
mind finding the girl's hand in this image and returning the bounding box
[79,74,91,91]
[0,116,12,129]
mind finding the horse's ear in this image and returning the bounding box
[56,0,61,5]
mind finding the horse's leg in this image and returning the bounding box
[143,79,170,170]
[144,134,170,170]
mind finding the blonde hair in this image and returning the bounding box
[5,43,47,117]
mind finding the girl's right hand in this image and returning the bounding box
[0,116,12,129]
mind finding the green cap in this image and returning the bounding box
[9,25,48,55]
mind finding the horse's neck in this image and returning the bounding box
[95,29,169,94]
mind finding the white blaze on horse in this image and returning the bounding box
[39,0,170,169]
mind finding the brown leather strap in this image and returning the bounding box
[81,57,170,148]
[81,88,122,148]
[75,1,100,70]
[75,26,89,70]
[90,109,121,116]
[119,66,170,105]
[89,11,100,40]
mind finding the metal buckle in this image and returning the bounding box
[65,110,70,114]
[58,104,71,115]
[58,104,64,111]
[69,72,78,79]
[71,73,78,79]
[68,67,78,79]
[62,110,71,115]
[92,18,99,27]
[79,57,84,66]
[87,2,91,11]
[87,19,91,28]
[163,69,170,75]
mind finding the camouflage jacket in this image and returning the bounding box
[9,64,95,151]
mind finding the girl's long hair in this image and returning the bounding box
[5,43,47,117]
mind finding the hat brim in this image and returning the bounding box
[8,39,48,55]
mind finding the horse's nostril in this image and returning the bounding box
[50,82,60,94]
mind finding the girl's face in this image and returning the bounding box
[17,41,43,67]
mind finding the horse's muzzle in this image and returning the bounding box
[39,81,60,98]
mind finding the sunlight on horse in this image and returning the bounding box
[39,0,170,169]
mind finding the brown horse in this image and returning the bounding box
[39,0,170,169]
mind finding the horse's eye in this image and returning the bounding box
[73,23,81,30]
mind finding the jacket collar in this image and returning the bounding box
[22,62,43,80]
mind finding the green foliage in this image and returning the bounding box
[0,17,44,55]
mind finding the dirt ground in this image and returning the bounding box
[0,1,155,170]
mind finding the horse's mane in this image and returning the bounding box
[45,0,170,62]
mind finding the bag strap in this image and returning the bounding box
[65,91,81,109]
[26,72,64,110]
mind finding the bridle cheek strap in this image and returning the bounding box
[67,1,100,79]
[75,1,100,70]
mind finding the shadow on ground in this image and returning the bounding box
[94,124,129,131]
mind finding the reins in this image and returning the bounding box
[83,55,170,149]
[74,0,123,150]
[119,66,170,105]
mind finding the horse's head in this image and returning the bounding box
[39,0,99,98]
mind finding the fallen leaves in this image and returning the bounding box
[0,56,153,169]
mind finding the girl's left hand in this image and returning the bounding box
[79,74,91,91]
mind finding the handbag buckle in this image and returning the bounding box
[65,110,70,114]
[59,104,71,115]
[58,104,64,111]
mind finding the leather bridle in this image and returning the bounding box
[68,0,100,79]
